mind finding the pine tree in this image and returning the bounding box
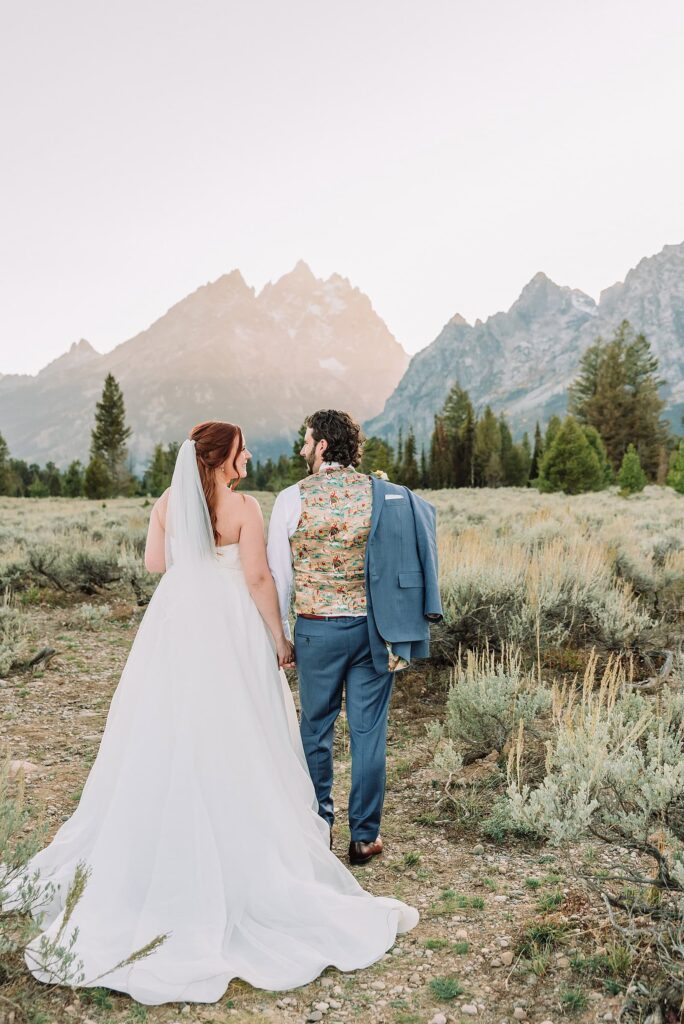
[462,404,476,487]
[429,416,452,489]
[287,423,309,484]
[538,417,604,494]
[90,374,132,493]
[544,415,562,451]
[419,445,428,488]
[144,441,180,496]
[28,477,50,498]
[474,406,502,487]
[519,432,532,484]
[617,443,647,494]
[360,436,394,478]
[568,320,668,477]
[43,461,62,496]
[582,425,613,486]
[146,445,168,496]
[529,422,544,482]
[399,428,420,489]
[394,428,404,481]
[0,432,10,495]
[499,414,527,486]
[666,440,684,494]
[84,456,112,500]
[63,460,84,497]
[441,383,475,486]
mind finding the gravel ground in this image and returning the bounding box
[1,601,621,1024]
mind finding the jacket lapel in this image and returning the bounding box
[367,475,384,546]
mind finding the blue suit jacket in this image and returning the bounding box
[364,477,443,674]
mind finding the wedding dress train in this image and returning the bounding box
[3,541,418,1004]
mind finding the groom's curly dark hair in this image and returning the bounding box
[307,410,365,467]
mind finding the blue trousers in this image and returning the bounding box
[294,615,394,842]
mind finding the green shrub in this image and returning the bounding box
[433,648,551,765]
[618,444,647,494]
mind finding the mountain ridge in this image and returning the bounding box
[0,263,409,469]
[364,241,684,447]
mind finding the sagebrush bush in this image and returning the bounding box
[432,647,551,765]
[438,526,652,653]
[0,591,28,674]
[70,603,112,630]
[497,653,684,846]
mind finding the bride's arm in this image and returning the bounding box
[239,496,294,667]
[144,489,169,573]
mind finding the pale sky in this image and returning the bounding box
[1,0,683,375]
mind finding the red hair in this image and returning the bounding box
[190,421,244,543]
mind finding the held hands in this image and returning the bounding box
[276,635,296,670]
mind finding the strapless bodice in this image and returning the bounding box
[215,543,243,570]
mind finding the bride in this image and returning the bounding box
[3,420,418,1005]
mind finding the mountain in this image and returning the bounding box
[365,242,684,448]
[0,263,409,469]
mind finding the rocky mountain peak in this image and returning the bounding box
[38,337,101,378]
[365,239,683,448]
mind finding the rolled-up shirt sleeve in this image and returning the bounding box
[266,484,301,640]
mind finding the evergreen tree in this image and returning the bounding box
[429,416,452,489]
[617,443,647,494]
[538,417,604,494]
[582,425,613,486]
[146,445,169,496]
[0,432,10,495]
[287,423,309,484]
[42,461,62,496]
[398,427,420,489]
[461,404,476,487]
[90,374,132,493]
[666,440,684,494]
[529,422,544,481]
[84,456,112,500]
[419,445,428,488]
[8,458,31,496]
[27,477,50,498]
[474,406,502,487]
[441,383,475,486]
[359,436,394,478]
[568,320,668,477]
[499,414,528,486]
[519,432,532,483]
[63,460,85,497]
[394,428,404,481]
[144,441,180,496]
[544,415,562,451]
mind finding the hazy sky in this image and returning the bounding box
[2,0,683,375]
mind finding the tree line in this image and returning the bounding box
[1,320,683,498]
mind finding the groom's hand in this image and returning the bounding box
[276,636,296,670]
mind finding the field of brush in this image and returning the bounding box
[1,486,683,1024]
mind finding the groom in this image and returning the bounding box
[267,410,441,865]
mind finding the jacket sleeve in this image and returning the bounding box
[409,491,443,620]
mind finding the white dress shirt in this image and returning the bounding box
[266,462,365,639]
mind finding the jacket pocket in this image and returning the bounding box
[398,571,425,588]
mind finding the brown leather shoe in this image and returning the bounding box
[348,836,383,866]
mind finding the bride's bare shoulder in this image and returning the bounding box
[235,492,263,522]
[152,488,170,527]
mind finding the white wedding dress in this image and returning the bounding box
[3,441,418,1005]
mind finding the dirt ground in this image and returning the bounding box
[1,599,621,1024]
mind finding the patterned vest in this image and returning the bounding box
[291,466,372,616]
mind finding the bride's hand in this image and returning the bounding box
[276,636,295,669]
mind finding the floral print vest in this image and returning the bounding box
[291,466,372,616]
